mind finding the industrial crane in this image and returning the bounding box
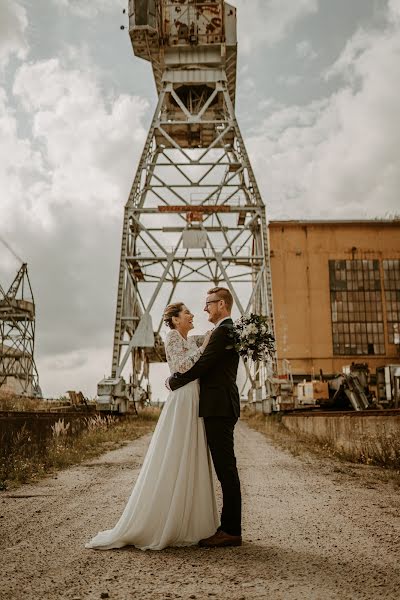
[0,237,41,397]
[97,1,275,411]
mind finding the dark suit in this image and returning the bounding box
[168,318,241,536]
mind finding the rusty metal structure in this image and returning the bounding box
[0,262,41,397]
[98,1,275,411]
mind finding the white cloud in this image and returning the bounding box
[51,0,122,18]
[278,74,303,87]
[388,0,400,22]
[235,0,319,53]
[13,57,148,220]
[52,0,318,35]
[242,76,256,94]
[248,3,400,220]
[296,40,318,61]
[0,89,45,232]
[0,1,28,69]
[41,347,110,399]
[1,53,150,397]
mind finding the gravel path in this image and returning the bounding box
[1,420,399,600]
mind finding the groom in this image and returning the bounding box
[167,286,242,548]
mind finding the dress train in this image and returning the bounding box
[85,380,219,551]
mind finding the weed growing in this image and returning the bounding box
[0,391,70,412]
[0,408,160,490]
[242,409,400,473]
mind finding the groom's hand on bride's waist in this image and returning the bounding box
[165,377,171,391]
[167,373,184,391]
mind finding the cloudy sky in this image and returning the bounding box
[1,0,399,399]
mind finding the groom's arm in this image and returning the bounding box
[168,327,228,391]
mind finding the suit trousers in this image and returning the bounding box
[203,416,242,536]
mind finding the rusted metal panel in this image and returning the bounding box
[162,1,225,46]
[158,205,232,213]
[225,2,237,45]
[129,0,160,63]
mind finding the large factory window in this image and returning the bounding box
[383,259,400,344]
[329,260,385,356]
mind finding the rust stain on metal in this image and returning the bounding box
[158,205,231,213]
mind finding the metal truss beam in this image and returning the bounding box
[0,264,41,397]
[106,72,275,407]
[100,2,276,409]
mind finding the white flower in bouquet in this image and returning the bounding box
[226,313,275,362]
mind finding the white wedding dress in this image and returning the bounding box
[85,329,219,551]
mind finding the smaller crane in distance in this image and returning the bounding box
[0,236,41,397]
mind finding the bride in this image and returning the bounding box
[85,302,219,551]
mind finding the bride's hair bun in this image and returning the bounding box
[163,302,184,329]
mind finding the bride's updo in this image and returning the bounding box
[163,302,184,330]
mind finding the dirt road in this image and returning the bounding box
[1,420,399,600]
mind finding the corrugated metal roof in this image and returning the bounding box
[165,47,221,65]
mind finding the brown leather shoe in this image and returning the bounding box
[199,530,242,548]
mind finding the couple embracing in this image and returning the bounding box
[85,286,242,551]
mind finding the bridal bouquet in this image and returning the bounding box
[227,313,275,362]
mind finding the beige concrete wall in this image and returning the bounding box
[282,411,400,455]
[269,221,400,376]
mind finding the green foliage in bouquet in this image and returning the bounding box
[226,313,275,362]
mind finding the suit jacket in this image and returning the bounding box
[168,318,240,418]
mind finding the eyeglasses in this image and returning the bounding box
[205,300,220,307]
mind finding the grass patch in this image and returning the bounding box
[0,391,71,412]
[0,408,160,490]
[242,408,400,481]
[338,427,400,470]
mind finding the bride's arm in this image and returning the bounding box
[168,326,231,391]
[190,334,205,347]
[165,330,206,374]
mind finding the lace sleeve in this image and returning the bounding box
[190,334,205,347]
[165,330,203,374]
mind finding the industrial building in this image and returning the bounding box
[269,219,400,382]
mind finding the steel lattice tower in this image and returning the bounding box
[0,263,41,397]
[98,1,275,411]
